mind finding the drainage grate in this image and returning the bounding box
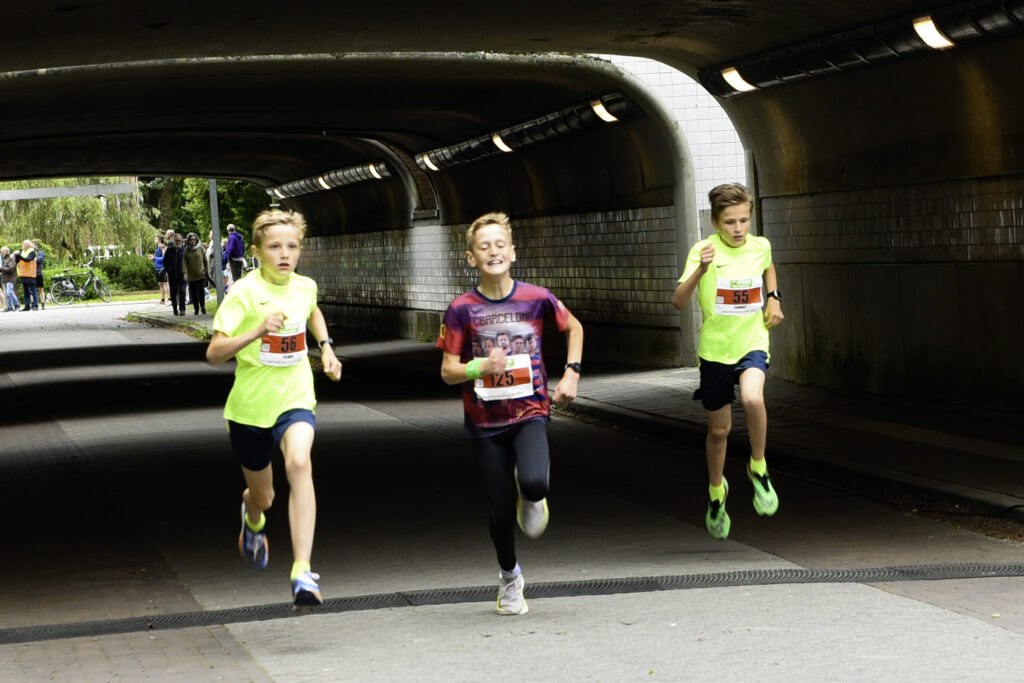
[2,562,1021,645]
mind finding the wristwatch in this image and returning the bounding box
[564,362,582,374]
[318,337,335,349]
[766,289,782,302]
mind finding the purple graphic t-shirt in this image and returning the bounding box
[437,281,571,437]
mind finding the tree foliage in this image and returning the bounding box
[140,177,270,247]
[1,176,271,261]
[0,177,153,259]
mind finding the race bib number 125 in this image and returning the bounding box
[473,354,534,401]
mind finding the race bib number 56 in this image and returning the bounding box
[473,354,534,401]
[715,277,763,316]
[260,328,307,366]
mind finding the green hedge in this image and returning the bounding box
[96,254,157,291]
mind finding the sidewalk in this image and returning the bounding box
[129,301,1024,523]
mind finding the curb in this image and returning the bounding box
[561,396,1024,524]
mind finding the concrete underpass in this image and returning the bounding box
[1,2,1023,679]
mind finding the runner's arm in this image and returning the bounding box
[552,314,583,403]
[308,306,342,381]
[441,349,508,385]
[763,263,784,328]
[205,313,283,365]
[672,243,714,310]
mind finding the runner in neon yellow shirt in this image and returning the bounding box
[207,209,341,606]
[672,183,784,540]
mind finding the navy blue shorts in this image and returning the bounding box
[693,350,769,411]
[228,408,316,471]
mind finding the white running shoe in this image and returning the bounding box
[496,573,528,615]
[517,497,549,539]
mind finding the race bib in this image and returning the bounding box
[473,354,534,401]
[715,277,763,316]
[259,328,307,366]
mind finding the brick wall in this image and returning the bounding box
[762,176,1024,404]
[301,206,686,366]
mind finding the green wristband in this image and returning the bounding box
[465,358,483,380]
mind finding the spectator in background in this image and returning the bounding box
[183,232,210,315]
[33,241,46,310]
[15,239,39,311]
[150,234,169,304]
[0,246,15,312]
[163,232,186,316]
[225,224,247,282]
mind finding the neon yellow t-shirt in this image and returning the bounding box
[679,232,773,364]
[213,269,319,427]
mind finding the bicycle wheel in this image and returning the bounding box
[92,279,112,303]
[50,281,76,306]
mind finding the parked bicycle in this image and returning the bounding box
[49,257,112,305]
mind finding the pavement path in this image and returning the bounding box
[0,299,1021,682]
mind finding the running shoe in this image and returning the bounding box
[238,502,268,569]
[292,571,323,607]
[747,464,779,516]
[517,497,549,539]
[705,477,731,540]
[514,466,550,539]
[496,573,528,615]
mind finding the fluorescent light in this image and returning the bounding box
[913,16,955,49]
[368,164,382,179]
[422,154,439,171]
[721,67,757,92]
[317,176,330,190]
[491,133,514,153]
[272,188,285,198]
[591,99,619,123]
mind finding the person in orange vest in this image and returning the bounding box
[14,239,39,311]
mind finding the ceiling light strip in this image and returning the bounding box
[266,161,391,199]
[414,92,635,172]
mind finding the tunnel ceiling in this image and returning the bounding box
[0,0,967,227]
[3,1,933,72]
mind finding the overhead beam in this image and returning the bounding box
[0,182,136,201]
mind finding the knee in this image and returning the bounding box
[741,393,765,414]
[284,451,313,480]
[708,422,731,442]
[249,487,275,511]
[517,475,548,503]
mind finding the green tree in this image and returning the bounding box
[140,177,270,246]
[0,177,154,259]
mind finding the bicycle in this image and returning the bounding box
[49,257,113,305]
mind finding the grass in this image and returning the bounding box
[111,290,162,302]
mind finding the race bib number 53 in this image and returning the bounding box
[715,277,763,316]
[473,354,534,401]
[260,327,307,366]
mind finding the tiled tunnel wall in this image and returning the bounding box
[301,206,686,367]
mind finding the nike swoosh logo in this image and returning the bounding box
[260,299,273,305]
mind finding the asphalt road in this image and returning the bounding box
[0,301,1021,681]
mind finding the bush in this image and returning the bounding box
[96,254,157,291]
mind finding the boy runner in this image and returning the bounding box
[437,211,583,615]
[206,209,342,606]
[672,183,784,540]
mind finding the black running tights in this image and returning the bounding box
[474,419,550,572]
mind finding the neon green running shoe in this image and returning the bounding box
[705,477,730,540]
[747,464,779,516]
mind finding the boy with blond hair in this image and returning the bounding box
[438,211,583,615]
[207,209,341,606]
